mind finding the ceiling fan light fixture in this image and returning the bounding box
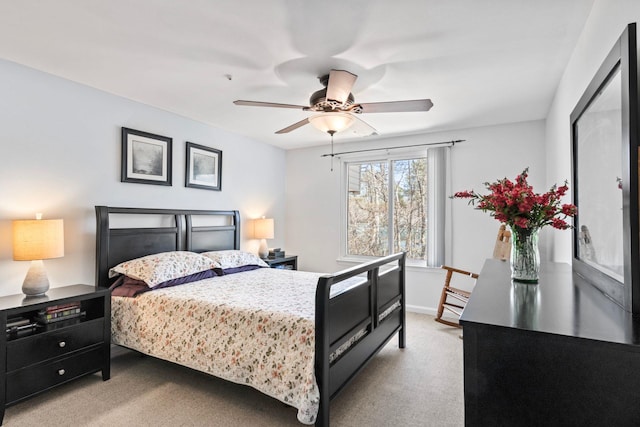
[309,113,354,134]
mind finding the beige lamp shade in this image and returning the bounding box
[254,217,274,259]
[253,218,274,239]
[309,113,354,134]
[13,219,64,261]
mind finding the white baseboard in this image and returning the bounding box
[406,304,438,316]
[405,305,461,325]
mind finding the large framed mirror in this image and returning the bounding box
[571,23,640,314]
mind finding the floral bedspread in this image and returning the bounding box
[111,268,326,424]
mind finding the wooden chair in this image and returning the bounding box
[435,266,478,328]
[435,225,511,328]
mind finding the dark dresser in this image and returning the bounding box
[460,259,640,426]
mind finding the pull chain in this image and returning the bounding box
[328,130,336,172]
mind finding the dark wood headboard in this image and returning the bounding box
[95,206,241,289]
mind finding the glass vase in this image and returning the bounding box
[509,226,540,283]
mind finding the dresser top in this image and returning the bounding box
[460,259,640,346]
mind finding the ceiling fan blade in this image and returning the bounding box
[349,115,378,136]
[234,100,307,110]
[275,118,311,134]
[356,99,434,113]
[326,70,357,105]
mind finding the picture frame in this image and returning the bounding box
[185,142,222,191]
[570,23,640,314]
[121,127,172,186]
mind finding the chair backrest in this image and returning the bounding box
[492,224,511,261]
[436,225,511,328]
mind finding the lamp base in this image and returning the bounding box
[258,239,269,259]
[22,260,50,296]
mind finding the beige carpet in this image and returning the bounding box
[4,313,464,427]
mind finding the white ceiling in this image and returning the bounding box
[0,1,594,150]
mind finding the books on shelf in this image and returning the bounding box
[36,301,84,324]
[44,302,80,313]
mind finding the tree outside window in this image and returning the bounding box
[347,157,428,260]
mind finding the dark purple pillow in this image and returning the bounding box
[110,268,222,297]
[109,275,149,297]
[221,265,265,275]
[153,268,221,289]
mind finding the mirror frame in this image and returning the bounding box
[570,23,640,314]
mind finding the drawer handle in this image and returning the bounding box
[58,369,65,376]
[58,341,66,348]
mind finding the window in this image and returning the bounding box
[343,148,446,266]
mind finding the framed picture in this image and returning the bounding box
[185,142,222,191]
[121,127,172,186]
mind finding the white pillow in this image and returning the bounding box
[109,251,221,287]
[201,250,268,269]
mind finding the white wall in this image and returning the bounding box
[286,120,546,313]
[546,0,640,261]
[0,59,287,297]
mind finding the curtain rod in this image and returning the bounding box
[320,139,465,158]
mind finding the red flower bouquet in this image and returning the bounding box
[453,168,577,283]
[453,168,577,231]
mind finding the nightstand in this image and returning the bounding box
[0,285,110,425]
[263,255,298,270]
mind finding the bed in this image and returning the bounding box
[95,206,406,426]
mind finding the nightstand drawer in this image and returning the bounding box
[6,319,104,371]
[5,346,103,404]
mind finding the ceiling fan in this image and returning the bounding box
[234,69,434,135]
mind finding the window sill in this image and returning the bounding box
[336,257,441,272]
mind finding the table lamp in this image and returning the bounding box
[12,215,64,296]
[253,217,274,259]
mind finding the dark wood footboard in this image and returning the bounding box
[314,252,406,427]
